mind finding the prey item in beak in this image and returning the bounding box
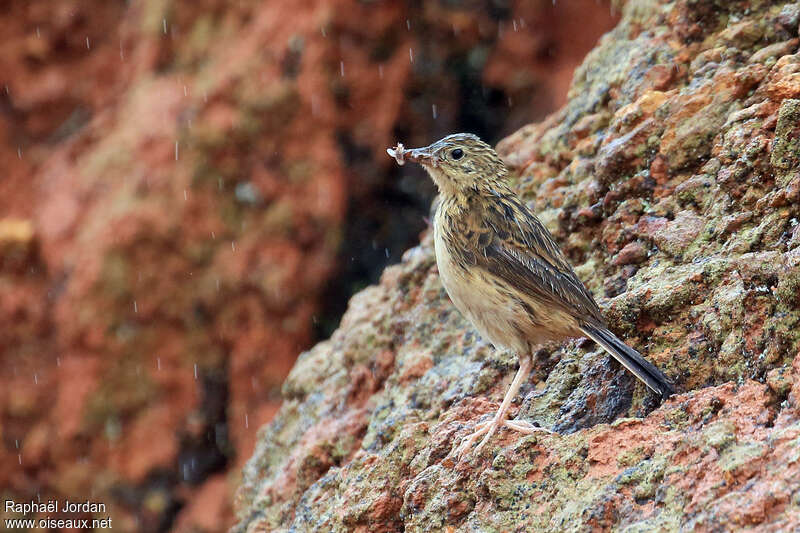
[387,143,406,165]
[387,143,437,167]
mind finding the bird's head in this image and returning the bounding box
[387,133,508,195]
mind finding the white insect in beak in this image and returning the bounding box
[386,143,406,165]
[387,143,437,168]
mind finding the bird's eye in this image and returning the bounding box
[451,148,464,160]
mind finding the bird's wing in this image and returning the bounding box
[450,189,604,323]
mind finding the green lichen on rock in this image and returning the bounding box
[771,98,800,181]
[235,0,800,531]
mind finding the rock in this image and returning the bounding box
[613,241,649,266]
[236,1,800,531]
[636,210,705,258]
[777,3,800,33]
[719,20,764,48]
[771,98,800,183]
[749,39,800,64]
[0,0,619,530]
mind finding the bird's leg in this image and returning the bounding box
[456,357,535,457]
[472,357,533,454]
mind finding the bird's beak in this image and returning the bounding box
[387,143,437,167]
[405,147,436,167]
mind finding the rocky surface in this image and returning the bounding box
[0,0,616,531]
[235,1,800,531]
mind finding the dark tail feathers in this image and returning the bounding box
[580,324,675,400]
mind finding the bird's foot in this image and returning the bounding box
[455,419,493,458]
[504,419,554,435]
[456,417,552,458]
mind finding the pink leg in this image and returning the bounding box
[456,357,550,457]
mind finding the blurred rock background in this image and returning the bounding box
[0,0,618,530]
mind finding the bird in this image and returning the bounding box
[387,133,674,456]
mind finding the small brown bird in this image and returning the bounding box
[388,133,674,455]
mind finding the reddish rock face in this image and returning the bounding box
[235,0,800,531]
[0,0,617,530]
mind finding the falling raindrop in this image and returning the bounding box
[385,248,390,258]
[119,40,124,60]
[133,300,138,313]
[245,413,249,428]
[432,104,438,119]
[406,19,411,30]
[321,27,327,37]
[231,241,236,252]
[211,231,216,239]
[194,363,198,380]
[157,357,161,370]
[56,357,61,367]
[15,440,18,449]
[163,18,167,34]
[378,65,384,79]
[18,455,22,465]
[183,189,188,201]
[183,85,188,97]
[409,48,414,63]
[340,61,345,77]
[175,141,179,160]
[513,19,518,31]
[36,27,40,38]
[86,37,90,49]
[33,374,38,385]
[203,90,208,103]
[236,182,262,205]
[215,278,220,291]
[17,147,22,159]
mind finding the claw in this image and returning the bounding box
[473,420,501,455]
[455,420,492,458]
[456,417,553,458]
[504,419,554,434]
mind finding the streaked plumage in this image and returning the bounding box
[388,133,674,455]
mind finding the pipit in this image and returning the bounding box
[387,133,674,456]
